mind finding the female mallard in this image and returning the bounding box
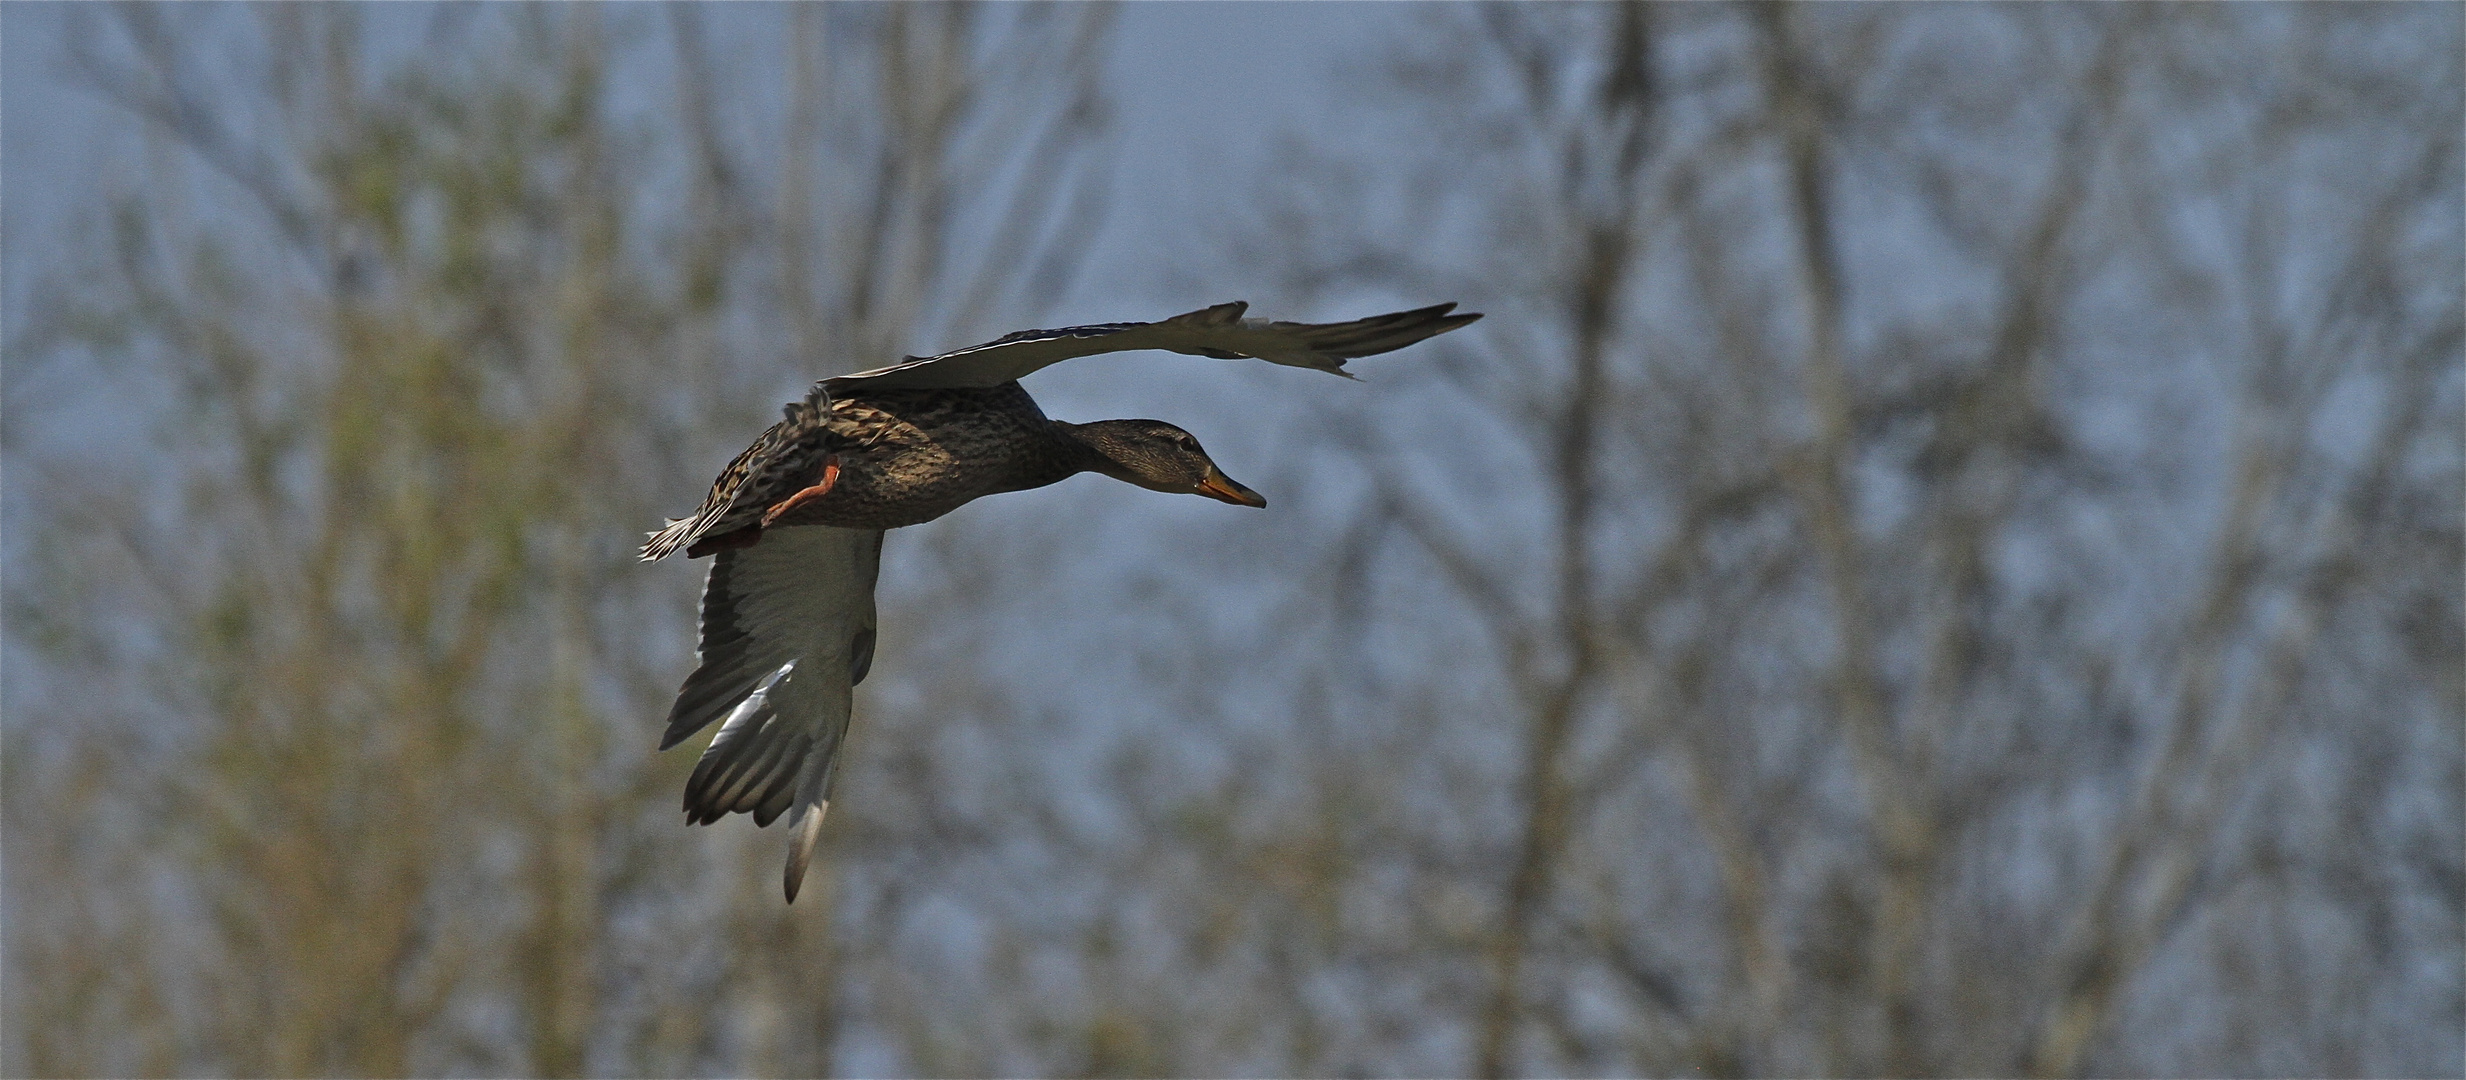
[643,300,1479,900]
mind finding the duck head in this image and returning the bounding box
[1067,420,1267,508]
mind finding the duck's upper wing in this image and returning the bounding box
[821,301,1481,394]
[659,525,885,902]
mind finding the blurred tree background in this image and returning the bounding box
[2,3,2457,1078]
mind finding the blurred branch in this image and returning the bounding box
[2025,110,2463,1080]
[1473,9,1654,1077]
[69,6,325,266]
[950,8,1116,327]
[1902,8,2134,777]
[1756,8,1938,1072]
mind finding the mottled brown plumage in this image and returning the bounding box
[638,387,844,561]
[640,383,1121,559]
[641,301,1482,562]
[645,301,1480,901]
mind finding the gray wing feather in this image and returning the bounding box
[660,525,884,902]
[821,301,1480,394]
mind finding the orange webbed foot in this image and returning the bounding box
[760,454,842,528]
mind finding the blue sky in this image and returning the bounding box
[2,2,1410,336]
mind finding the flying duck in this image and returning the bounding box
[643,301,1480,900]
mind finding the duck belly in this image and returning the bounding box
[770,385,1076,531]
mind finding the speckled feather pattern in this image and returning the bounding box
[774,384,1090,531]
[644,302,1482,561]
[638,389,843,560]
[641,382,1088,558]
[645,301,1484,900]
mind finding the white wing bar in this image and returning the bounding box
[660,525,884,901]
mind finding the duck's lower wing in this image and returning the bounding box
[822,301,1481,393]
[660,525,884,902]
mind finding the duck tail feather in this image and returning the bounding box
[641,514,706,562]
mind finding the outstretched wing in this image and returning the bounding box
[821,301,1481,394]
[660,525,885,902]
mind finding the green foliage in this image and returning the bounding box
[8,4,1120,1074]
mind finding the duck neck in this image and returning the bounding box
[1045,420,1128,484]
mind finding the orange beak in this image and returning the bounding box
[1194,467,1267,508]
